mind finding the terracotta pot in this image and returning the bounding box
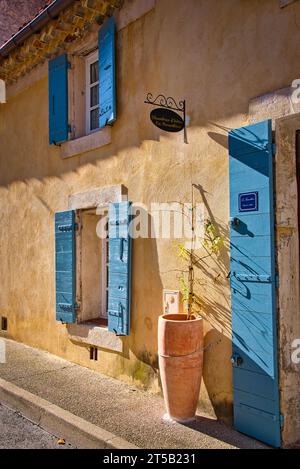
[158,313,203,422]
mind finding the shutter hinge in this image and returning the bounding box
[67,61,72,70]
[68,124,72,133]
[275,273,280,289]
[280,414,284,429]
[272,143,277,156]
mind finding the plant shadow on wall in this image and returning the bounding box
[170,184,233,424]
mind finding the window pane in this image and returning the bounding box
[90,108,99,131]
[90,84,99,108]
[90,61,99,84]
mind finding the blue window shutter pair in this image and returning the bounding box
[48,17,116,144]
[55,202,131,335]
[48,54,69,145]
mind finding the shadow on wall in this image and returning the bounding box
[193,183,231,338]
[121,211,163,389]
[202,329,233,424]
[121,188,234,422]
[175,183,232,422]
[207,121,231,150]
[195,184,232,422]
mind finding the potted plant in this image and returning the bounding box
[158,186,223,422]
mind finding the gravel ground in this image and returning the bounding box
[0,403,73,449]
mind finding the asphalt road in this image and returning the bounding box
[0,403,73,449]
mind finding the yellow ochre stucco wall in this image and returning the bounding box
[1,0,300,424]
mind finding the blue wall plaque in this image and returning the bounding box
[239,191,258,212]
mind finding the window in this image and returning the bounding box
[48,16,116,146]
[55,201,132,336]
[80,208,108,326]
[85,51,100,134]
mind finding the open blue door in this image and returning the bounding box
[229,120,281,447]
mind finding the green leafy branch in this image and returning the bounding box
[176,219,224,317]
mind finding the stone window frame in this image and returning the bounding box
[60,35,110,160]
[66,184,128,353]
[77,207,109,325]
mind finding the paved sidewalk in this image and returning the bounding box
[0,339,267,449]
[0,403,73,449]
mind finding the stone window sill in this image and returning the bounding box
[60,127,111,159]
[67,322,123,352]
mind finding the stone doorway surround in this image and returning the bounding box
[250,88,300,447]
[274,113,300,448]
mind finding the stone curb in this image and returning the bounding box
[0,378,138,449]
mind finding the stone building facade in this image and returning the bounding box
[1,0,300,448]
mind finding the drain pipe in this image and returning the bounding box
[0,0,75,61]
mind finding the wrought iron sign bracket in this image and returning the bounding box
[144,93,187,143]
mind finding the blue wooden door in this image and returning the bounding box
[229,120,281,447]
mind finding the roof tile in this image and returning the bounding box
[0,0,52,47]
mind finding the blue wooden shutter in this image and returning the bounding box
[98,17,116,129]
[48,54,69,145]
[108,202,132,335]
[229,120,281,447]
[55,210,76,324]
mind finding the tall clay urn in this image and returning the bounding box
[158,314,203,422]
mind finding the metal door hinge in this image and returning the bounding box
[59,303,73,312]
[280,414,284,428]
[58,224,73,232]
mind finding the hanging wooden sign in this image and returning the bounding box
[150,108,184,133]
